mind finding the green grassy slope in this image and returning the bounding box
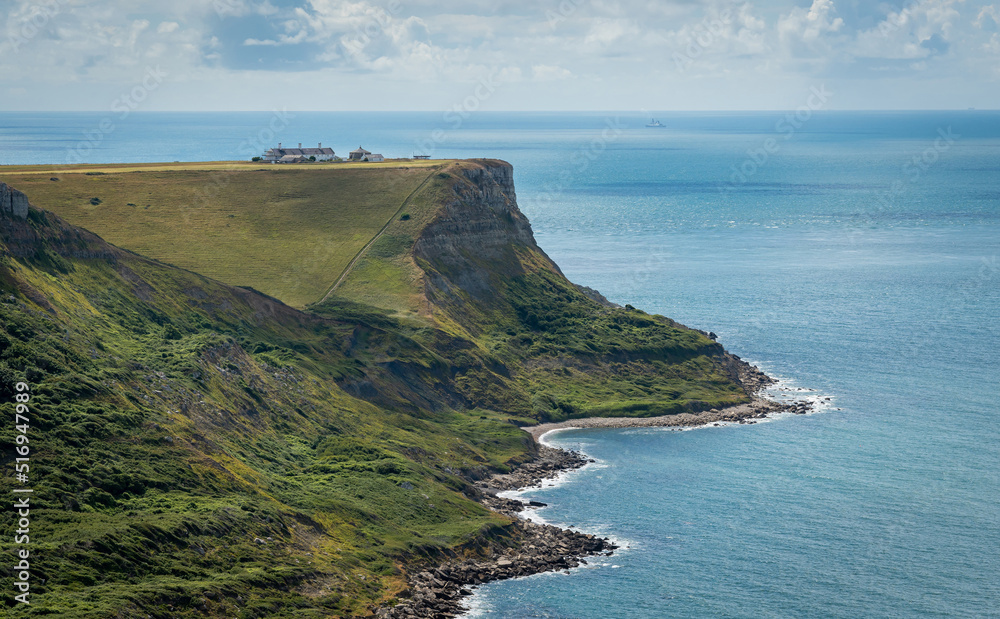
[4,158,750,420]
[0,202,533,617]
[0,160,753,617]
[0,163,444,308]
[331,160,751,420]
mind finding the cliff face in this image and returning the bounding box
[0,182,34,257]
[0,182,29,219]
[402,160,751,420]
[0,182,117,262]
[413,161,562,304]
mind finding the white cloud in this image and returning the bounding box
[211,0,281,18]
[975,5,999,29]
[986,32,1000,53]
[496,66,523,82]
[583,18,639,47]
[0,0,996,111]
[777,0,845,55]
[853,0,962,60]
[666,3,771,64]
[531,64,573,81]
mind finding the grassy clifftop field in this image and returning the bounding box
[0,161,445,309]
[0,161,753,616]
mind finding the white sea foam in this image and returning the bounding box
[497,459,606,504]
[463,366,827,618]
[456,588,491,618]
[538,369,838,443]
[755,367,837,417]
[498,452,635,551]
[457,551,631,617]
[537,426,581,446]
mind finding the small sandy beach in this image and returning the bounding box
[527,398,804,442]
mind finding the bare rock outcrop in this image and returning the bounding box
[413,161,563,303]
[0,182,29,220]
[0,182,118,262]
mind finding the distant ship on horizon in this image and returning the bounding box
[646,118,665,127]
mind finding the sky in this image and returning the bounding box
[1,0,998,111]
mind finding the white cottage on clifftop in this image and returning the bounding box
[263,143,336,163]
[349,146,371,161]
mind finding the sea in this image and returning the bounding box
[2,111,998,618]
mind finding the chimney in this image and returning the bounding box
[318,142,322,148]
[278,143,282,149]
[298,142,302,149]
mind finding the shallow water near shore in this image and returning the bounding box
[457,113,1000,617]
[4,111,999,617]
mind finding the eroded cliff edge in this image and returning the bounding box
[0,162,789,618]
[363,160,804,617]
[333,159,766,423]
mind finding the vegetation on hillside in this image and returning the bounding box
[331,161,749,421]
[0,163,443,308]
[0,161,751,616]
[0,209,531,617]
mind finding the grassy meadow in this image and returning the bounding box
[0,161,449,308]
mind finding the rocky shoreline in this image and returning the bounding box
[377,370,814,617]
[376,523,613,618]
[526,397,813,441]
[375,446,616,618]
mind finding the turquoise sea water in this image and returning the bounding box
[2,111,998,617]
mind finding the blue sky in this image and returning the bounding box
[2,0,997,111]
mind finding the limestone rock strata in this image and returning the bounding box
[0,188,116,261]
[413,161,562,302]
[0,182,29,220]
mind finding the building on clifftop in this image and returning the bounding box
[349,146,372,161]
[262,143,336,163]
